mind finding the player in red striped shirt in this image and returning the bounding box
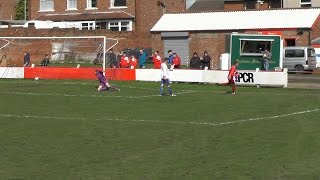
[227,60,239,95]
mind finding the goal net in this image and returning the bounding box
[0,36,117,69]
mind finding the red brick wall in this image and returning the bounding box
[150,33,162,55]
[311,18,320,42]
[256,2,270,10]
[224,1,272,11]
[0,0,18,20]
[135,0,186,34]
[224,2,244,11]
[189,33,222,68]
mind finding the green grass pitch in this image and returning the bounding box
[0,79,319,180]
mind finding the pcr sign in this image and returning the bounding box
[235,72,254,83]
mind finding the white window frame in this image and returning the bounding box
[79,21,96,30]
[300,0,312,7]
[39,0,55,12]
[67,0,78,10]
[110,0,127,9]
[86,0,98,10]
[239,39,274,57]
[108,20,132,31]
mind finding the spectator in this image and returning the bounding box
[168,50,174,65]
[23,51,30,67]
[120,52,129,68]
[40,55,50,66]
[106,49,117,68]
[0,55,7,67]
[139,49,147,68]
[130,55,138,69]
[172,53,181,69]
[189,52,201,69]
[200,51,211,70]
[115,52,121,68]
[262,49,272,71]
[152,51,162,69]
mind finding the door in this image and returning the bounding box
[307,48,317,70]
[283,49,295,70]
[163,37,189,65]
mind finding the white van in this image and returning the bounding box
[283,47,317,71]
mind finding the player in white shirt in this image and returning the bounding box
[160,58,175,96]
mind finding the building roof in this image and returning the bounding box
[312,37,320,45]
[0,20,26,25]
[35,11,134,21]
[151,8,320,32]
[187,0,224,12]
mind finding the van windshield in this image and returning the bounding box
[307,48,316,57]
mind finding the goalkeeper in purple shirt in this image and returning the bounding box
[95,70,120,91]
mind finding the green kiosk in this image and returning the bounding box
[227,33,282,70]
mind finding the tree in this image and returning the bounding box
[15,0,28,20]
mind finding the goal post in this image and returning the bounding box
[0,36,118,70]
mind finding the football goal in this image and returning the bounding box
[0,36,118,69]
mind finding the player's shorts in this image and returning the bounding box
[228,78,235,85]
[161,78,170,85]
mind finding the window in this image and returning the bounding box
[285,50,305,58]
[300,0,311,7]
[96,22,107,29]
[67,0,77,10]
[40,0,54,11]
[285,39,296,47]
[245,0,256,9]
[269,0,281,8]
[307,48,316,57]
[81,22,95,30]
[110,0,127,8]
[87,0,97,9]
[28,23,35,27]
[108,21,131,31]
[240,39,272,56]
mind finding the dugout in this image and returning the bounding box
[226,33,282,70]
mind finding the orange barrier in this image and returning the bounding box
[24,67,136,81]
[105,68,136,81]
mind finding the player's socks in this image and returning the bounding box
[168,87,172,95]
[232,85,236,94]
[160,86,164,95]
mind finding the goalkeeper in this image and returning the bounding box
[95,70,120,91]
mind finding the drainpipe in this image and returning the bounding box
[308,29,311,46]
[135,0,138,32]
[24,0,27,22]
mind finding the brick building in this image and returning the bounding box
[28,0,186,33]
[187,0,319,11]
[186,0,282,12]
[151,8,320,68]
[1,0,320,67]
[283,0,320,8]
[0,0,19,21]
[0,0,186,65]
